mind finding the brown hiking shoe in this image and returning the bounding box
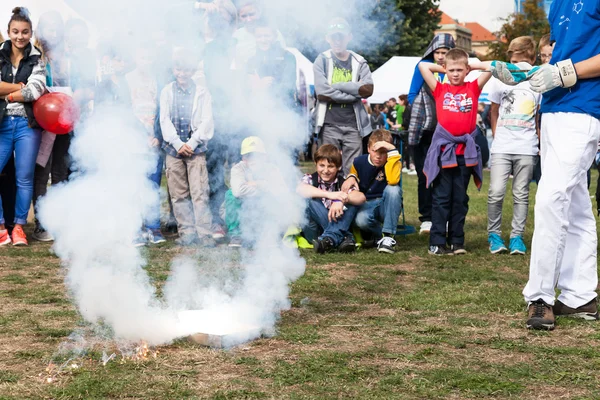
[553,298,599,321]
[526,299,555,330]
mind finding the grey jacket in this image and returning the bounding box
[313,50,374,137]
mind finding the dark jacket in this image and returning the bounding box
[0,41,46,128]
[247,45,298,110]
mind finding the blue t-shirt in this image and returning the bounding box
[541,0,600,119]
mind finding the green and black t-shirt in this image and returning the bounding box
[324,55,357,128]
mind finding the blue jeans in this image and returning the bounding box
[355,185,402,237]
[145,151,163,230]
[0,117,41,225]
[304,199,358,247]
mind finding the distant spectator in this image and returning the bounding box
[313,17,374,176]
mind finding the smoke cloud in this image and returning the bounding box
[37,0,388,348]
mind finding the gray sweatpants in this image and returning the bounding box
[319,124,362,176]
[487,154,536,238]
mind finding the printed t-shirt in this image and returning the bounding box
[488,73,541,156]
[324,55,357,128]
[433,80,482,155]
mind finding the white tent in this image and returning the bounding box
[369,56,421,104]
[370,56,495,104]
[287,47,314,89]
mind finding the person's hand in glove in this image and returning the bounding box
[526,59,578,93]
[491,61,530,86]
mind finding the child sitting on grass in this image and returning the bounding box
[297,144,366,253]
[342,129,402,254]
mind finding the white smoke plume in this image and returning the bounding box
[37,0,386,348]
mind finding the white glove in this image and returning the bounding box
[491,61,529,86]
[527,59,578,94]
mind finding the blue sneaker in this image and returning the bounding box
[509,236,527,255]
[148,229,166,245]
[133,232,147,248]
[488,233,507,254]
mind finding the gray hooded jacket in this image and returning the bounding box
[313,50,374,137]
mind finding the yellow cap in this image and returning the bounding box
[240,136,266,155]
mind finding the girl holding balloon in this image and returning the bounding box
[0,7,47,246]
[31,11,67,242]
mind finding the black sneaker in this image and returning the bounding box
[228,236,243,248]
[428,245,453,256]
[338,236,356,253]
[451,244,467,255]
[553,298,599,320]
[314,237,335,254]
[526,299,555,330]
[32,224,54,242]
[377,236,396,254]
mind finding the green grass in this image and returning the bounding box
[0,167,600,399]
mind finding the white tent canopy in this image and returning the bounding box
[287,47,315,89]
[369,56,421,104]
[369,56,495,104]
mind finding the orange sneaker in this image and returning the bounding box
[11,225,28,246]
[0,229,11,246]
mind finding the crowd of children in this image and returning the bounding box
[1,1,599,330]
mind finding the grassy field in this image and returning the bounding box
[1,169,600,399]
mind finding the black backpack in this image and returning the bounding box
[311,172,345,191]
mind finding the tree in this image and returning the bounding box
[358,0,442,69]
[283,0,442,70]
[488,0,550,62]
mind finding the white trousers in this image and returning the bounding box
[523,112,600,307]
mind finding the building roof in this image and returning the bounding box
[439,11,458,25]
[461,22,497,42]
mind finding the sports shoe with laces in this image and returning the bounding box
[11,225,28,246]
[211,225,226,240]
[509,236,527,255]
[377,236,396,254]
[338,235,356,253]
[451,244,467,255]
[314,236,335,254]
[553,298,599,320]
[0,229,11,246]
[133,232,148,247]
[428,245,453,256]
[526,299,555,330]
[147,229,166,244]
[32,223,54,242]
[419,221,432,235]
[488,233,507,254]
[228,236,243,248]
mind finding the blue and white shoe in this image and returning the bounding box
[509,236,527,255]
[488,233,507,254]
[148,229,166,245]
[133,232,148,248]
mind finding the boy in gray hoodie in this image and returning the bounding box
[313,17,374,176]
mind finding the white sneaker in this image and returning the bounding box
[377,236,396,254]
[407,169,417,176]
[420,221,432,235]
[402,167,410,173]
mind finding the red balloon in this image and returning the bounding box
[33,92,80,135]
